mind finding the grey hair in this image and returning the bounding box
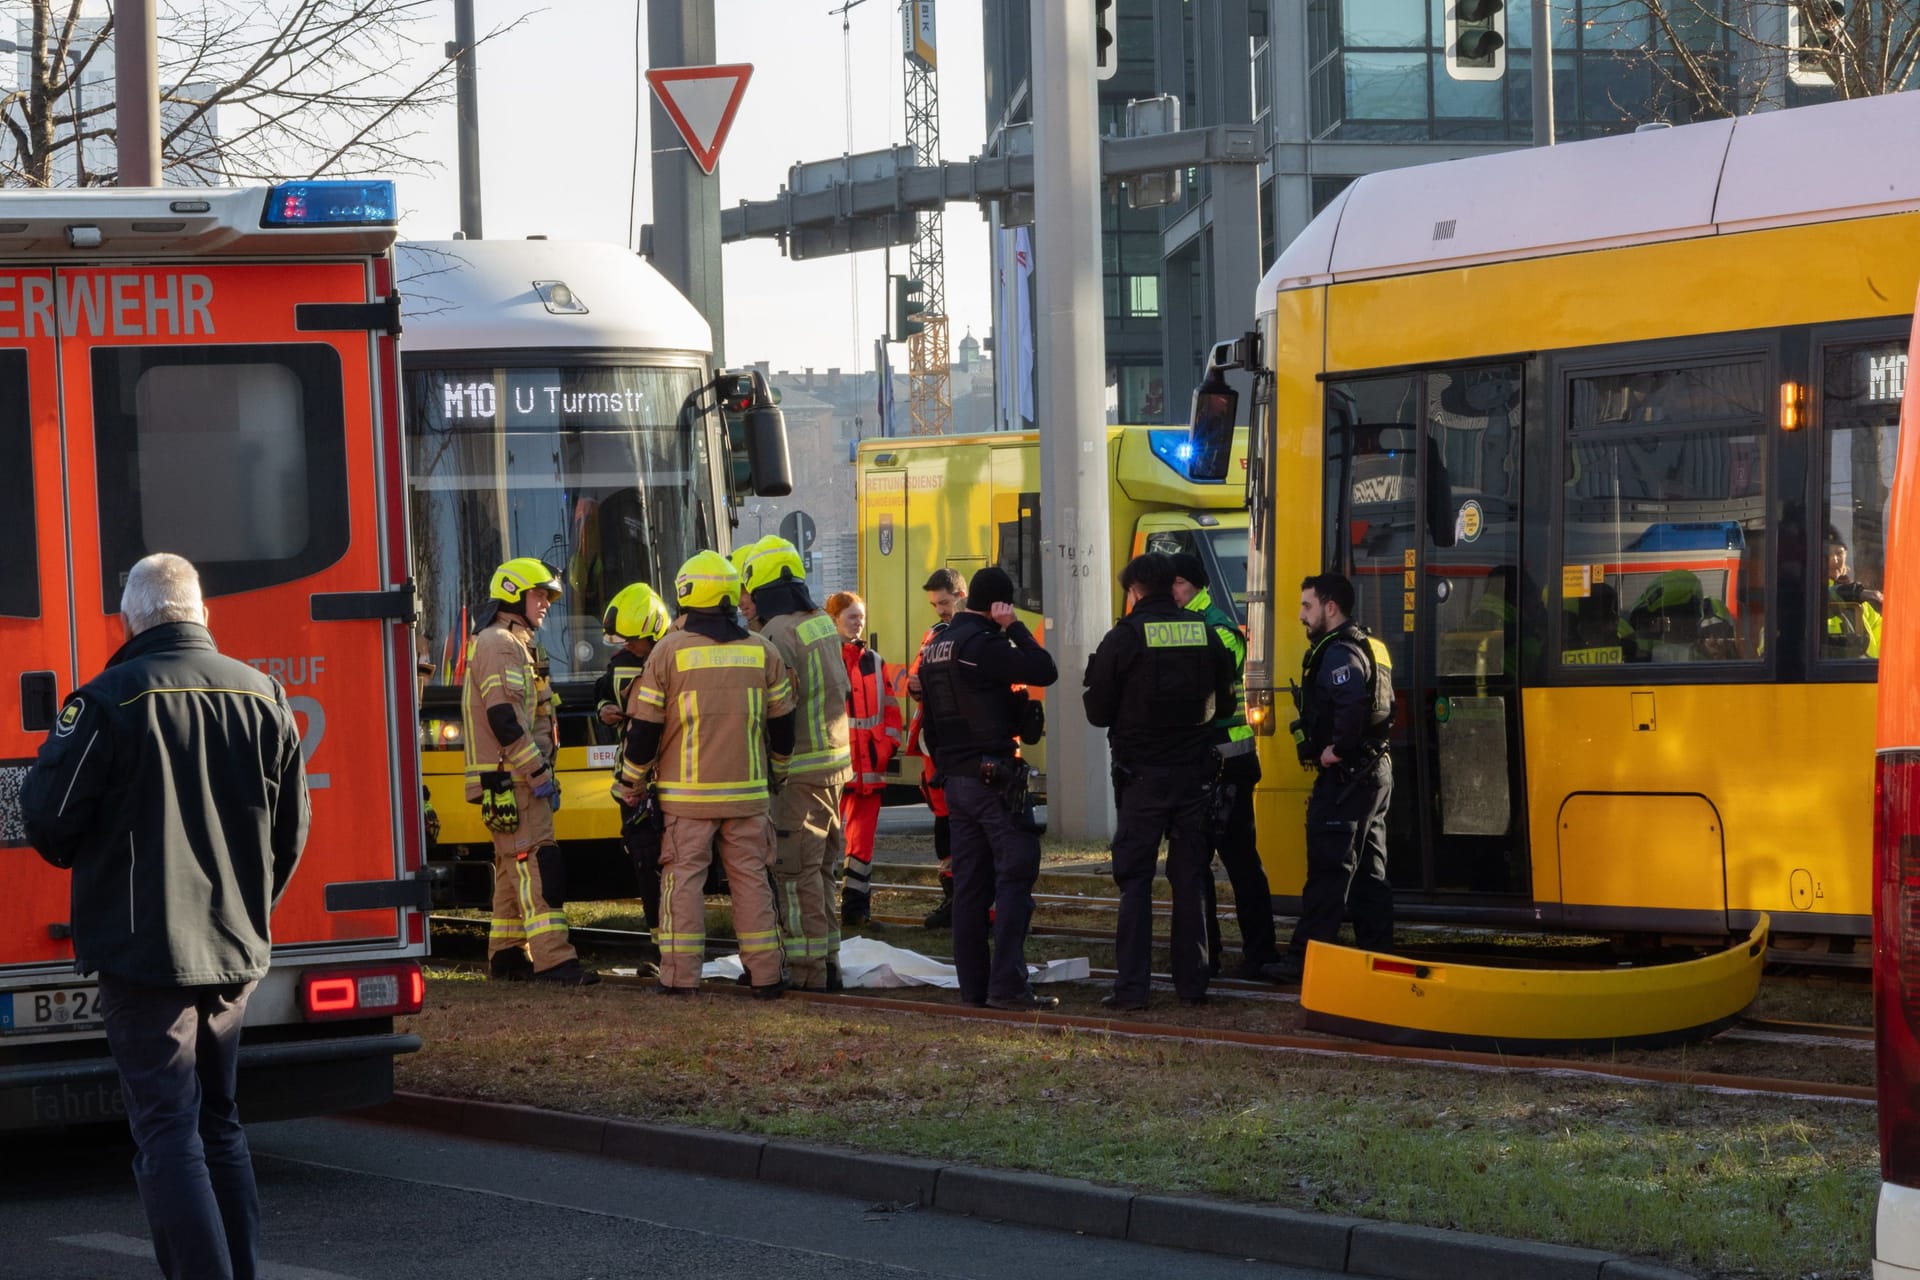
[121,553,206,635]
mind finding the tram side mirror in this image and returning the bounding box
[1187,368,1238,483]
[746,404,792,497]
[1424,435,1456,548]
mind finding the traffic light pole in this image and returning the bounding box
[1032,0,1114,843]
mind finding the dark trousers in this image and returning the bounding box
[98,975,260,1280]
[1111,761,1214,1002]
[1203,751,1279,970]
[945,772,1039,1003]
[624,815,664,931]
[1285,753,1395,958]
[933,814,952,876]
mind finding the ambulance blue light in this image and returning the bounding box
[1148,428,1222,484]
[262,181,398,228]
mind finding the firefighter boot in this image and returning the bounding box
[825,960,845,993]
[489,950,534,982]
[841,886,871,929]
[922,873,954,929]
[533,959,601,987]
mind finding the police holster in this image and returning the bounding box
[479,770,519,834]
[983,755,1043,835]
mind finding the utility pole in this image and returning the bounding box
[451,0,483,237]
[114,0,160,185]
[648,0,726,363]
[1031,0,1113,842]
[1532,0,1555,146]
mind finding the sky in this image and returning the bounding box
[397,1,993,377]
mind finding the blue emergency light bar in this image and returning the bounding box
[261,180,398,228]
[1147,428,1224,484]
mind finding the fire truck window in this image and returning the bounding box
[0,351,36,619]
[92,344,350,607]
[1817,339,1904,665]
[1560,358,1767,669]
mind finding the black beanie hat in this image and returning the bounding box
[1169,552,1209,590]
[968,566,1016,610]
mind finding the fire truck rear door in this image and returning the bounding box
[55,258,411,952]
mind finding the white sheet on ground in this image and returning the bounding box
[698,936,1090,988]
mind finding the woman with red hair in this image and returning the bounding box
[824,591,902,926]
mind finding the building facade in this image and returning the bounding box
[982,0,1858,429]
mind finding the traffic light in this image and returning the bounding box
[1444,0,1505,82]
[891,275,927,341]
[1095,0,1117,81]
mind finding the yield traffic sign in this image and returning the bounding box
[646,64,754,175]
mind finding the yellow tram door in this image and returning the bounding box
[1324,364,1530,907]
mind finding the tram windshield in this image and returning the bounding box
[406,364,716,689]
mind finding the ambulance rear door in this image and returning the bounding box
[49,191,421,963]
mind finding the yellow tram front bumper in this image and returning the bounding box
[1299,915,1769,1053]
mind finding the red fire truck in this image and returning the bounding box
[0,182,427,1130]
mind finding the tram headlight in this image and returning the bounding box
[438,721,463,747]
[1245,688,1277,736]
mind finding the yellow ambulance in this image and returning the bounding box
[856,425,1249,788]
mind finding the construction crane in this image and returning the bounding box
[901,1,951,435]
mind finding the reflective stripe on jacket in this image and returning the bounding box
[758,608,853,783]
[625,628,796,816]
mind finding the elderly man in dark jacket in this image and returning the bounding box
[21,552,309,1280]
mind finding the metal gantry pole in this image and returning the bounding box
[1031,0,1114,842]
[648,0,725,363]
[1531,0,1555,147]
[453,0,483,237]
[113,0,160,185]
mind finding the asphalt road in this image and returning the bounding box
[2,1116,1344,1280]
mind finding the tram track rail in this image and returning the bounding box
[425,915,1873,1094]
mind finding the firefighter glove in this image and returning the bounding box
[479,772,520,834]
[531,774,562,811]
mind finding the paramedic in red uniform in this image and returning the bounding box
[21,553,310,1280]
[824,590,904,926]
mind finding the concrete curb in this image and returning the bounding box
[358,1092,1698,1280]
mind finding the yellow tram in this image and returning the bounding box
[1207,95,1918,948]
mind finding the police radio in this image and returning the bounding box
[1017,691,1045,745]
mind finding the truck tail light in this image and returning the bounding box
[299,962,425,1023]
[1878,751,1920,1185]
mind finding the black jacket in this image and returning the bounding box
[21,622,310,985]
[919,612,1058,773]
[1302,622,1392,761]
[1083,592,1235,769]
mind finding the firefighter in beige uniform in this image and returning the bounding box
[616,551,796,997]
[741,538,853,991]
[462,558,597,985]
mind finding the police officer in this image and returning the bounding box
[742,537,853,991]
[908,568,965,927]
[614,551,796,998]
[1085,553,1235,1010]
[916,566,1059,1010]
[1169,553,1280,981]
[1267,572,1395,984]
[462,557,597,985]
[596,581,673,938]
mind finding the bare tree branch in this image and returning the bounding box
[2,0,534,188]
